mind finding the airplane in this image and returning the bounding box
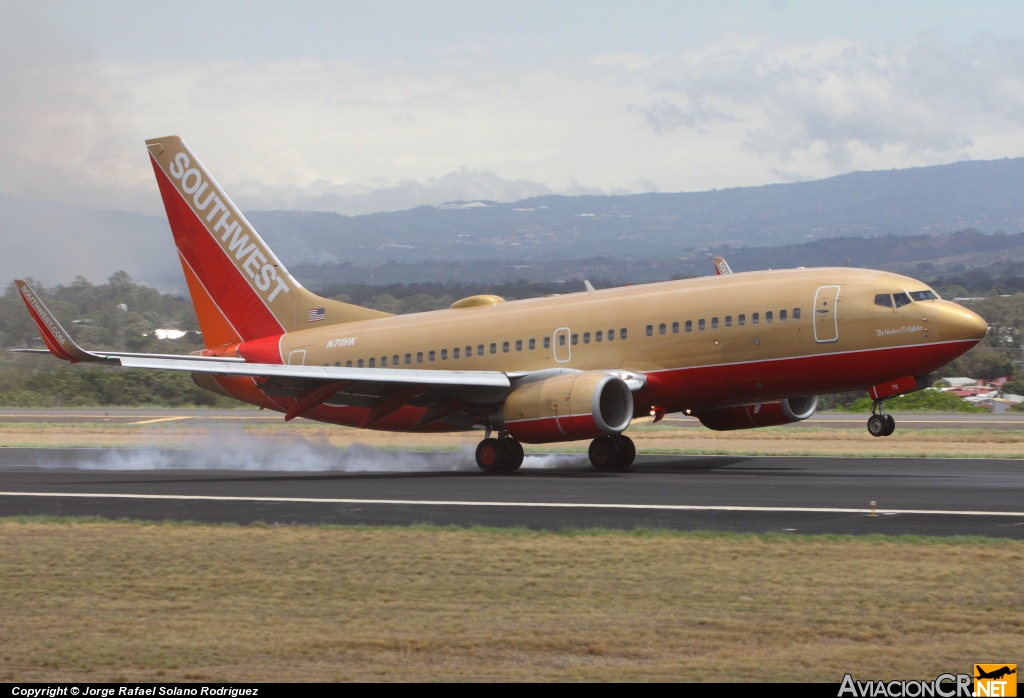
[13,135,989,473]
[975,666,1016,681]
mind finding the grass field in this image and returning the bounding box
[1,520,1021,682]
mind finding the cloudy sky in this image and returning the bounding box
[4,0,1024,216]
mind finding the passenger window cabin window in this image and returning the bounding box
[738,314,746,326]
[780,309,787,321]
[698,319,706,330]
[429,350,435,361]
[441,349,447,360]
[502,341,509,353]
[711,317,719,329]
[672,321,679,333]
[685,320,692,332]
[404,354,411,365]
[752,313,759,325]
[368,358,375,367]
[620,328,627,340]
[893,292,912,308]
[346,360,352,367]
[571,334,578,345]
[381,356,387,367]
[465,346,472,357]
[490,343,497,354]
[725,316,732,327]
[453,348,459,359]
[874,294,893,308]
[608,328,615,341]
[515,340,522,351]
[417,352,423,363]
[583,332,591,344]
[478,344,485,356]
[545,337,552,349]
[646,324,654,336]
[659,323,666,335]
[357,359,364,368]
[766,311,773,323]
[334,362,340,367]
[793,308,801,320]
[529,338,536,350]
[393,355,399,366]
[557,335,565,347]
[596,331,603,342]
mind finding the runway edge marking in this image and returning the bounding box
[1,492,1022,517]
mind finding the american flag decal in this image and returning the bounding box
[307,307,326,322]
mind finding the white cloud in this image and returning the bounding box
[2,30,1024,215]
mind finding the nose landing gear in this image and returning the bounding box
[588,434,637,471]
[867,401,896,437]
[475,433,525,473]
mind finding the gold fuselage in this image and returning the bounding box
[260,267,985,412]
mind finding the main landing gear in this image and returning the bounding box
[475,434,525,473]
[588,434,636,471]
[473,433,638,473]
[867,401,896,437]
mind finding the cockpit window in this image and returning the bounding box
[893,292,912,308]
[909,290,938,301]
[874,293,893,308]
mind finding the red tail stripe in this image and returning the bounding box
[150,157,284,342]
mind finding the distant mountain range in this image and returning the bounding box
[5,156,1024,291]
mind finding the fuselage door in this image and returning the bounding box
[813,285,840,343]
[287,349,307,365]
[553,327,571,363]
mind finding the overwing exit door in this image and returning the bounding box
[553,327,571,362]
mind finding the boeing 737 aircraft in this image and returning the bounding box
[14,136,989,472]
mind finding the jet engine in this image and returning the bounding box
[495,372,634,443]
[694,396,819,431]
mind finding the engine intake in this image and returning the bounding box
[496,372,634,444]
[695,396,818,431]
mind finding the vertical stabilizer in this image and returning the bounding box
[145,136,388,348]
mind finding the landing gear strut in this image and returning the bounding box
[867,401,896,437]
[588,434,636,471]
[475,434,524,473]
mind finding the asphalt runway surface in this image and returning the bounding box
[1,447,1022,538]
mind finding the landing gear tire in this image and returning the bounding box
[867,414,886,437]
[475,437,524,473]
[501,437,524,472]
[475,438,504,473]
[867,401,897,437]
[588,435,636,471]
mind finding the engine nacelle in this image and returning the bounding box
[695,396,818,431]
[495,372,634,444]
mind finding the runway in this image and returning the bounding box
[1,448,1022,538]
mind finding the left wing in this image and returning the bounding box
[13,279,514,424]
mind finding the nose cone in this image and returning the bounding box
[939,304,988,343]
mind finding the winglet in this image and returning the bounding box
[713,257,733,275]
[14,280,107,363]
